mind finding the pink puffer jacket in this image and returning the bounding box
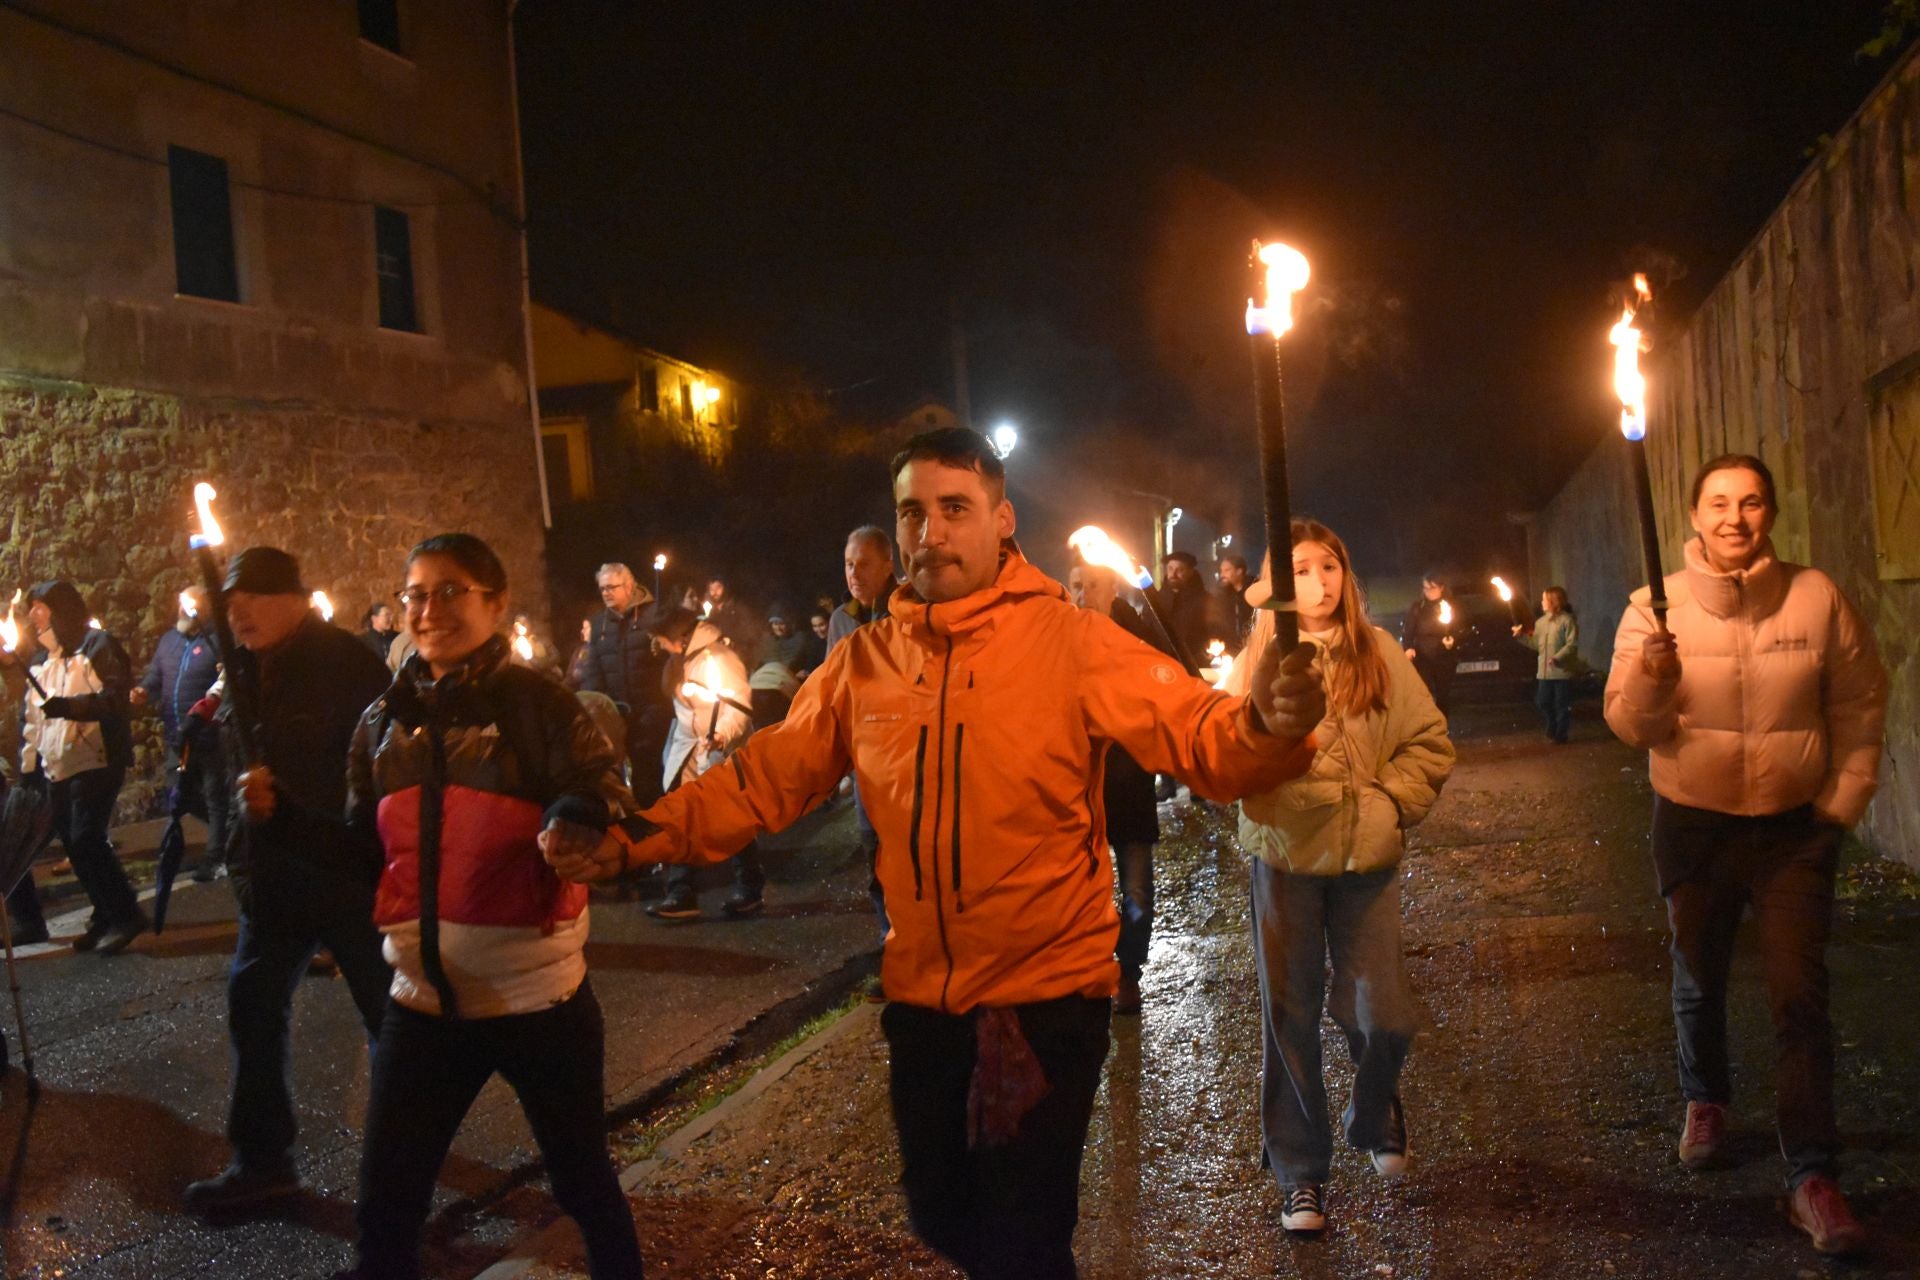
[1605,537,1887,826]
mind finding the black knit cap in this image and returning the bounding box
[223,546,307,596]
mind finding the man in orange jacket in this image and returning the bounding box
[548,427,1325,1279]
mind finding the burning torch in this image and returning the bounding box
[679,651,751,743]
[1490,575,1525,628]
[309,590,334,622]
[0,588,48,699]
[190,482,261,764]
[653,552,667,600]
[1067,525,1200,677]
[511,618,535,663]
[1437,598,1455,651]
[1246,241,1311,651]
[1613,275,1667,630]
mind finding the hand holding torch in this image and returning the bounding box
[1246,241,1311,652]
[0,590,48,699]
[190,483,262,765]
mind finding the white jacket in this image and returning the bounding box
[1604,536,1887,826]
[21,646,108,781]
[1227,625,1455,876]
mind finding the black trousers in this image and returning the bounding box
[226,874,391,1167]
[882,996,1110,1279]
[6,767,138,932]
[355,981,642,1280]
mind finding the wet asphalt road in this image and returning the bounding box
[0,800,879,1280]
[516,701,1920,1279]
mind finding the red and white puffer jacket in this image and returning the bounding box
[347,636,635,1018]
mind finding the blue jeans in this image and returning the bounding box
[1249,860,1418,1187]
[1534,678,1573,742]
[1656,799,1841,1187]
[1114,842,1154,980]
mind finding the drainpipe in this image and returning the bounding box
[506,0,552,528]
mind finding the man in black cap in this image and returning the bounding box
[184,547,395,1215]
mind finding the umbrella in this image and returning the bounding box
[150,775,196,935]
[0,783,51,1096]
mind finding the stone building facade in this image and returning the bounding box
[0,2,547,818]
[1531,45,1920,867]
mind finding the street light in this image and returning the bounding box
[991,421,1019,459]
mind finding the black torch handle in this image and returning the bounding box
[1625,437,1669,632]
[1250,327,1298,653]
[16,662,47,700]
[195,547,263,765]
[1138,586,1201,678]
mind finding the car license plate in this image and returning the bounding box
[1456,660,1500,674]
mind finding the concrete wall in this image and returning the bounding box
[0,2,546,819]
[1526,440,1643,676]
[1533,46,1920,866]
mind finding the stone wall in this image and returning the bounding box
[1,375,548,822]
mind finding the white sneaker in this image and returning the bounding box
[1369,1097,1410,1179]
[1281,1184,1325,1232]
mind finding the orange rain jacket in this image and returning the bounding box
[631,551,1315,1014]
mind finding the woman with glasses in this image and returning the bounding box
[339,533,643,1280]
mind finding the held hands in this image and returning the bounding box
[1640,631,1681,683]
[237,766,277,823]
[1250,640,1326,744]
[539,817,626,884]
[129,686,150,710]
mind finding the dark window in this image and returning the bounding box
[358,0,402,54]
[167,145,239,302]
[541,433,573,503]
[373,205,419,332]
[640,367,660,412]
[679,377,693,417]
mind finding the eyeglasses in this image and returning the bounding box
[395,583,495,611]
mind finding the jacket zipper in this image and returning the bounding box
[930,635,958,1012]
[950,723,965,912]
[908,726,929,900]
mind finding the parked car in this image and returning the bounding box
[1432,591,1538,704]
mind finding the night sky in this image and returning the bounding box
[517,1,1904,586]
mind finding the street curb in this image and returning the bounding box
[470,1001,879,1280]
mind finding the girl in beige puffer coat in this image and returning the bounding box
[1224,519,1454,1234]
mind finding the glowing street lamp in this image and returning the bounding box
[991,422,1019,460]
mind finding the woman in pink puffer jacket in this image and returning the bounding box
[1605,453,1887,1258]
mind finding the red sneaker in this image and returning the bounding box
[1788,1175,1867,1256]
[1677,1100,1726,1170]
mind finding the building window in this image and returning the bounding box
[168,145,239,302]
[358,0,402,54]
[679,376,693,418]
[640,367,660,412]
[542,419,593,502]
[373,205,419,332]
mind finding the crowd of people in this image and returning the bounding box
[0,430,1893,1275]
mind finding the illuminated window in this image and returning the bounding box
[358,0,402,54]
[168,146,238,302]
[373,205,419,332]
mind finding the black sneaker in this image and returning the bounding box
[720,893,764,919]
[646,895,701,922]
[183,1159,300,1214]
[1369,1097,1409,1179]
[94,909,151,957]
[1281,1183,1325,1233]
[190,860,218,883]
[70,917,111,953]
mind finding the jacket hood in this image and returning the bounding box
[888,546,1068,638]
[28,580,90,651]
[1680,535,1785,619]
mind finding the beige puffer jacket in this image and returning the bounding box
[1604,537,1887,826]
[1227,624,1455,876]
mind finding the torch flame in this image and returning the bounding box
[1066,526,1154,590]
[1438,599,1453,627]
[309,590,334,621]
[653,553,668,571]
[678,651,726,703]
[178,590,198,619]
[511,618,534,662]
[1491,575,1513,603]
[0,590,18,652]
[1206,639,1225,659]
[191,482,225,549]
[1612,276,1653,441]
[1246,242,1312,337]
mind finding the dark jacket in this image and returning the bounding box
[220,613,392,896]
[1402,597,1454,662]
[360,627,396,660]
[1162,579,1212,665]
[1213,586,1256,654]
[348,635,634,1017]
[140,626,221,743]
[574,603,668,715]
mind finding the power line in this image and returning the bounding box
[0,102,490,213]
